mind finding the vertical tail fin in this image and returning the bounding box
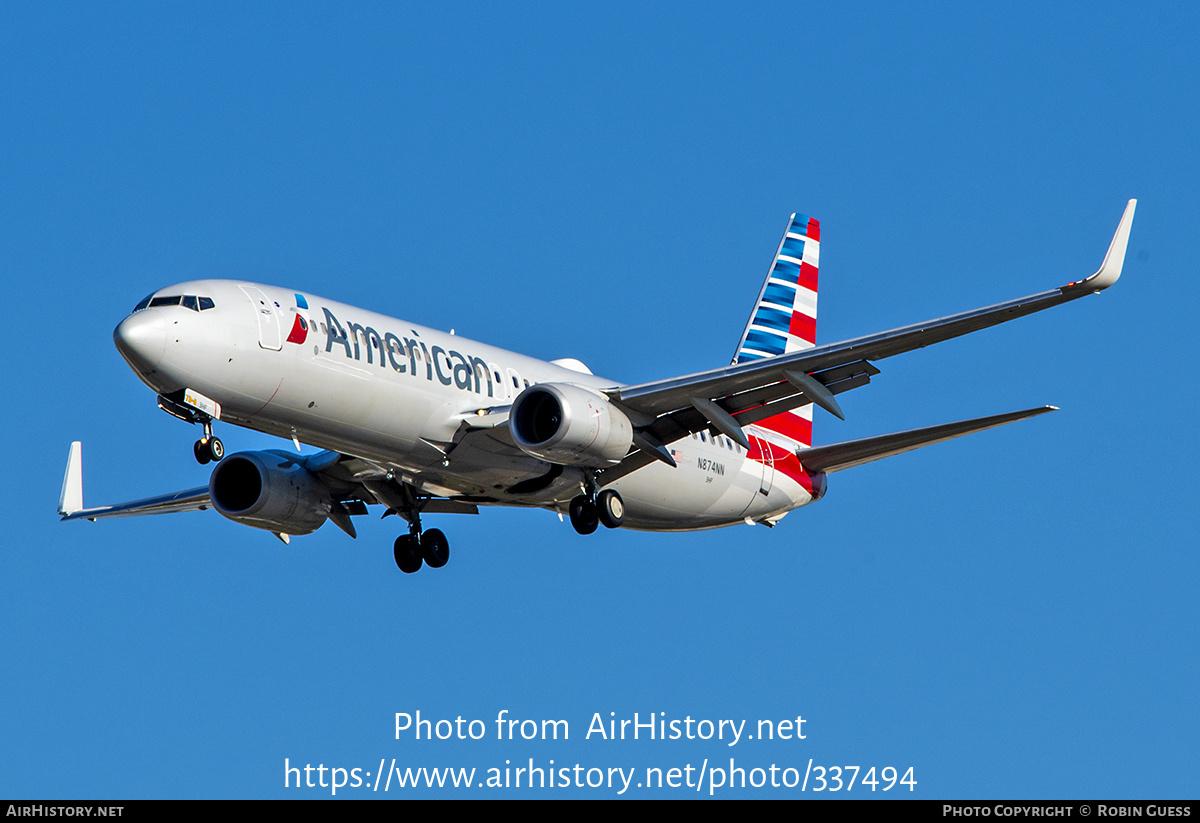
[732,213,820,448]
[732,213,820,363]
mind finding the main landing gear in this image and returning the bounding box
[391,498,451,574]
[568,483,624,535]
[393,529,449,574]
[193,418,223,465]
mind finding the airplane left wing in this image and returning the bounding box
[600,200,1135,478]
[58,442,477,539]
[58,442,212,521]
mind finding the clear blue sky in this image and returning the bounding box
[2,2,1196,799]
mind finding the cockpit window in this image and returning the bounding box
[133,294,216,312]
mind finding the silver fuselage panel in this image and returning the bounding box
[113,280,814,530]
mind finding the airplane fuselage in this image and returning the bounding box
[113,280,819,532]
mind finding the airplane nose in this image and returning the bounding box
[113,312,167,372]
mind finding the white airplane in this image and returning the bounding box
[59,201,1137,573]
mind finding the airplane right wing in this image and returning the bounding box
[597,200,1135,481]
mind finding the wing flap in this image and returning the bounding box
[617,285,1075,417]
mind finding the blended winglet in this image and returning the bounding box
[1066,199,1136,292]
[58,440,212,522]
[59,441,83,516]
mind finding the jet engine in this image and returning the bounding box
[208,450,331,534]
[509,383,633,467]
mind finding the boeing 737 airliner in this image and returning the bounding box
[59,201,1137,573]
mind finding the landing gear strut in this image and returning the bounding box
[193,418,223,465]
[389,485,451,574]
[569,476,624,535]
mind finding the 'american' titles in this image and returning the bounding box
[321,307,502,398]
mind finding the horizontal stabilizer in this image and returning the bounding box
[797,406,1057,474]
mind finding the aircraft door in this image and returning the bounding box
[753,435,775,496]
[736,434,777,519]
[240,286,283,351]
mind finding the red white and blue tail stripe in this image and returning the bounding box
[733,213,820,450]
[733,213,819,363]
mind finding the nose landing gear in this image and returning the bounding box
[193,419,223,465]
[154,389,225,465]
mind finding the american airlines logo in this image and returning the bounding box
[318,307,501,398]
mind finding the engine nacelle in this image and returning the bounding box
[208,450,330,535]
[509,383,634,467]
